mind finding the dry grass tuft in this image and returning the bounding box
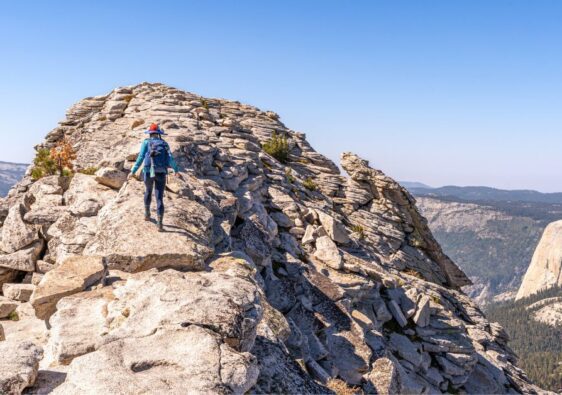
[403,268,423,279]
[326,378,363,395]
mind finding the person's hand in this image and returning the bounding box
[127,173,136,181]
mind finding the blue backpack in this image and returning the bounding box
[143,138,170,174]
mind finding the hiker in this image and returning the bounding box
[129,123,179,231]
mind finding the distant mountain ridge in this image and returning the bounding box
[0,161,27,197]
[407,184,562,204]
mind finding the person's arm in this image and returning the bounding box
[166,143,179,173]
[131,140,148,175]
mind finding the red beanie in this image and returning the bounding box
[149,123,159,131]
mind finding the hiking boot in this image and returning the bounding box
[157,215,164,232]
[144,207,151,221]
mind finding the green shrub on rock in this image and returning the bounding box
[263,132,289,163]
[302,177,317,191]
[31,149,57,180]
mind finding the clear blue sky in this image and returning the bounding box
[2,1,562,192]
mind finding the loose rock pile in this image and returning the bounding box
[0,83,546,394]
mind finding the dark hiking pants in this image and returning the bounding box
[144,172,166,216]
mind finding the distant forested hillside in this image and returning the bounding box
[487,287,562,392]
[414,195,562,305]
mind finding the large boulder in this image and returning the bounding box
[83,181,214,272]
[0,341,43,394]
[47,214,97,264]
[30,255,106,320]
[94,167,127,190]
[64,173,115,217]
[313,236,343,270]
[1,203,38,253]
[0,240,43,272]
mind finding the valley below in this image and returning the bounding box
[0,162,27,197]
[412,192,562,305]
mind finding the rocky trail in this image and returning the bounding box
[0,83,546,394]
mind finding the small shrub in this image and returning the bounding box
[50,138,77,176]
[200,98,209,110]
[79,167,99,175]
[263,132,290,163]
[326,378,362,395]
[31,139,76,180]
[98,115,107,121]
[8,311,19,321]
[285,168,295,184]
[351,225,365,239]
[31,148,57,180]
[430,294,442,305]
[302,177,317,191]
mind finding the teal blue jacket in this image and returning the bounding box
[131,138,179,174]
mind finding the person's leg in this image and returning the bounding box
[154,173,166,230]
[144,173,155,220]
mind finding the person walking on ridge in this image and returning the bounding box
[129,123,179,232]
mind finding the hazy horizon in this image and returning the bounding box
[2,1,562,192]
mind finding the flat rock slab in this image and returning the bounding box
[47,267,264,394]
[30,256,106,321]
[101,269,262,353]
[0,341,43,395]
[51,326,258,395]
[83,181,214,273]
[46,268,262,367]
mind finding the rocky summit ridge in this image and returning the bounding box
[0,83,544,394]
